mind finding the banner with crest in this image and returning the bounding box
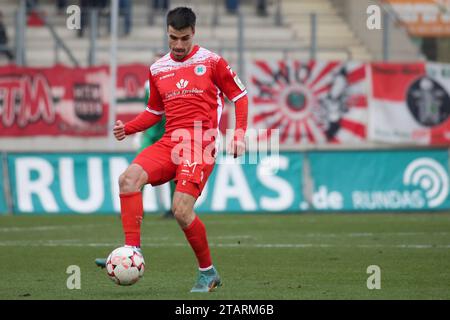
[248,60,369,145]
[0,64,110,136]
[0,64,151,137]
[368,62,450,145]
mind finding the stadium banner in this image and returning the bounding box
[115,64,148,123]
[6,152,304,214]
[195,152,304,213]
[0,157,8,215]
[383,0,450,36]
[0,64,110,136]
[248,60,368,146]
[368,62,450,145]
[309,149,450,211]
[0,64,151,137]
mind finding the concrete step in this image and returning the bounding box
[21,25,298,43]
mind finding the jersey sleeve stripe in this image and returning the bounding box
[146,107,165,115]
[231,90,248,103]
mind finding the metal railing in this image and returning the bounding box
[13,0,79,66]
[86,7,353,82]
[379,1,425,61]
[8,1,359,71]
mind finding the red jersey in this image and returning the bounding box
[146,45,247,137]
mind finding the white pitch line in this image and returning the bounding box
[0,224,103,233]
[210,235,254,239]
[298,232,450,237]
[1,240,450,249]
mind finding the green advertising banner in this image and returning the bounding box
[6,152,304,215]
[309,150,450,211]
[195,152,304,213]
[7,153,133,214]
[0,156,8,215]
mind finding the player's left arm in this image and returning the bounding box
[214,58,248,158]
[230,95,248,158]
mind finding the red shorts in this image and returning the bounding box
[132,138,215,199]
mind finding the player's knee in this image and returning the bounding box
[172,199,193,224]
[119,167,147,193]
[172,200,187,217]
[119,173,135,192]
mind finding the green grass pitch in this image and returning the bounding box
[0,213,450,300]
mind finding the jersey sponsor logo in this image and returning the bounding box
[194,65,207,76]
[159,73,175,81]
[165,87,204,100]
[176,79,189,89]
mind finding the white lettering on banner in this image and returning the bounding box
[60,158,104,213]
[350,158,448,210]
[195,181,208,208]
[257,156,294,211]
[160,182,172,210]
[312,186,343,210]
[352,190,426,210]
[142,185,158,211]
[109,157,130,213]
[16,157,59,212]
[109,157,163,212]
[211,159,257,211]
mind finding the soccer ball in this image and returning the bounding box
[106,246,145,286]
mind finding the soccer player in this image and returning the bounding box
[98,7,248,293]
[137,79,175,219]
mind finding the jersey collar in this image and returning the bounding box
[170,45,200,62]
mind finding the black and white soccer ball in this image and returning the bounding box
[106,246,145,286]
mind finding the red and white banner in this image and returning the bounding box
[0,64,110,136]
[4,61,449,146]
[369,62,450,145]
[115,64,149,123]
[0,64,152,137]
[248,60,368,145]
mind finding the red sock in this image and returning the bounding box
[120,192,143,247]
[183,215,212,269]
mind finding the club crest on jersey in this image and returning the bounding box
[194,64,207,76]
[176,79,189,89]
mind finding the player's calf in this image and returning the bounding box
[172,191,196,228]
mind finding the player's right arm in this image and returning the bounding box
[113,70,165,141]
[113,112,162,141]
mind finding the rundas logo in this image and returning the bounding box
[403,158,449,208]
[176,79,189,89]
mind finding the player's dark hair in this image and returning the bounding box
[166,7,196,31]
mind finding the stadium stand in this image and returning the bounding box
[0,0,384,66]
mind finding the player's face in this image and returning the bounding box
[168,26,195,61]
